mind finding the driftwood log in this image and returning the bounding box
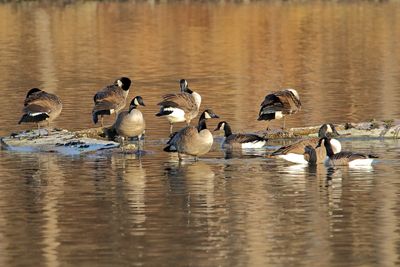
[1,120,399,155]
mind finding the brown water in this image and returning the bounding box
[1,1,400,266]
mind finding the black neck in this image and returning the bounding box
[323,138,335,157]
[129,106,137,112]
[198,119,207,132]
[223,123,233,137]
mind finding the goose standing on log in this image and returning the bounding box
[92,77,132,127]
[258,88,301,129]
[271,123,341,164]
[156,79,201,133]
[109,96,146,152]
[316,137,378,167]
[214,121,267,149]
[164,109,219,161]
[18,88,62,133]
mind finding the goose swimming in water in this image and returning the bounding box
[258,88,301,129]
[18,88,62,132]
[164,109,219,161]
[92,77,132,126]
[316,137,378,167]
[156,79,201,133]
[271,123,341,164]
[214,121,267,149]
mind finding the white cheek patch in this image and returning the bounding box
[134,98,139,106]
[326,124,333,133]
[117,80,123,87]
[110,109,115,114]
[275,111,283,119]
[204,112,211,119]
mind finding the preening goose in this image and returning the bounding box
[110,96,146,152]
[156,79,201,133]
[92,77,132,126]
[316,137,378,167]
[214,121,267,149]
[271,123,341,164]
[163,109,219,161]
[258,88,301,129]
[18,88,62,131]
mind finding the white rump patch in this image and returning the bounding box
[278,153,307,164]
[29,112,48,117]
[275,111,283,119]
[241,140,266,149]
[110,109,115,114]
[164,108,185,123]
[349,158,374,167]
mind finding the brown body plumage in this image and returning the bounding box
[156,79,201,133]
[92,77,131,126]
[164,109,219,161]
[18,88,62,127]
[258,88,301,129]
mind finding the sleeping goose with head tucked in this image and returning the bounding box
[18,88,62,132]
[258,88,301,129]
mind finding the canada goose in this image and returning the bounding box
[109,96,146,152]
[156,79,201,133]
[258,88,301,129]
[92,77,132,126]
[271,123,341,164]
[18,88,62,132]
[163,109,219,161]
[214,121,267,149]
[316,137,378,167]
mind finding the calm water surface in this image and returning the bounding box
[0,1,400,266]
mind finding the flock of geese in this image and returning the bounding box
[17,77,377,166]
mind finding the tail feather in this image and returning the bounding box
[163,145,177,152]
[92,110,111,124]
[368,154,379,159]
[156,110,173,117]
[18,113,49,124]
[257,113,275,121]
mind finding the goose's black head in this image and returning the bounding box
[115,77,132,91]
[129,96,145,111]
[200,109,219,120]
[214,121,227,132]
[318,123,340,138]
[26,88,42,98]
[179,79,194,94]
